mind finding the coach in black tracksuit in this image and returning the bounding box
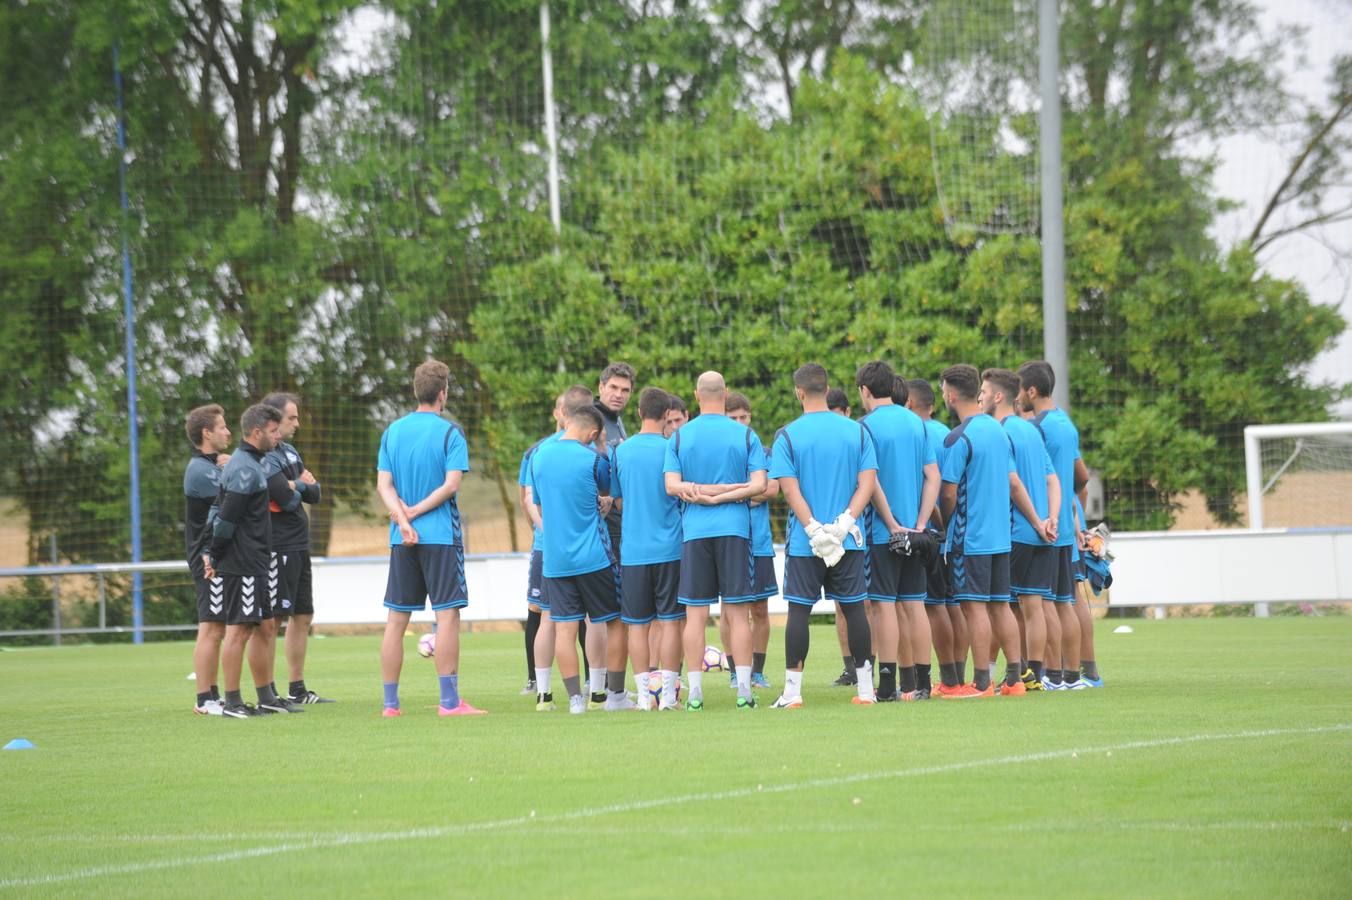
[204,403,287,719]
[184,403,232,714]
[260,391,332,704]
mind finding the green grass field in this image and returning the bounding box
[2,618,1350,897]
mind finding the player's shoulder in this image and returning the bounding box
[927,418,951,438]
[943,418,970,448]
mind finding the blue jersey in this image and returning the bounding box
[768,411,879,556]
[612,433,682,566]
[940,414,1015,556]
[861,404,936,543]
[1002,415,1055,546]
[519,431,562,553]
[530,438,613,578]
[750,443,774,557]
[662,413,767,542]
[1032,408,1081,548]
[377,412,469,546]
[924,418,950,466]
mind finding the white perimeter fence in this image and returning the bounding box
[2,527,1349,640]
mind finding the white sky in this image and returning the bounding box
[1210,0,1351,417]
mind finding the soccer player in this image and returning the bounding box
[664,371,768,710]
[981,369,1060,692]
[526,385,597,710]
[202,403,288,718]
[1017,360,1091,690]
[185,403,231,715]
[663,394,688,438]
[724,391,777,690]
[856,361,940,701]
[376,360,484,717]
[907,378,969,695]
[827,386,863,686]
[937,365,1045,698]
[260,392,332,704]
[769,363,879,708]
[519,391,566,697]
[612,388,685,710]
[1072,494,1104,687]
[532,404,630,714]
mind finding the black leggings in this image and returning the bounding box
[785,601,870,669]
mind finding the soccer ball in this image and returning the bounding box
[648,680,662,708]
[702,645,725,672]
[417,632,436,658]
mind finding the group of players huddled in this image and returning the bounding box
[184,393,332,717]
[186,355,1104,719]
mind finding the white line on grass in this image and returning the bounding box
[3,722,1347,890]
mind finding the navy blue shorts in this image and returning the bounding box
[383,544,468,612]
[924,548,951,607]
[948,550,1011,603]
[751,555,778,600]
[784,551,868,606]
[545,566,621,623]
[1010,542,1055,600]
[527,549,544,608]
[1052,545,1076,603]
[194,573,226,624]
[678,536,755,605]
[221,569,269,625]
[620,560,684,624]
[868,545,927,603]
[1074,552,1088,583]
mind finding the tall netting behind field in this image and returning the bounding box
[2,1,1346,639]
[1253,430,1352,528]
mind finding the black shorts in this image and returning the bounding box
[545,566,621,624]
[383,544,468,612]
[751,555,778,601]
[221,570,269,625]
[269,550,314,617]
[527,549,544,608]
[784,551,868,607]
[924,549,951,607]
[1010,542,1055,600]
[678,536,755,606]
[1052,545,1076,603]
[867,545,927,603]
[194,573,227,624]
[948,550,1011,603]
[620,560,683,624]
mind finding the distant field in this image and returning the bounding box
[1,618,1348,896]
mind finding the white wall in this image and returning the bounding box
[311,528,1352,625]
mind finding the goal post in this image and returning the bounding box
[1244,422,1352,529]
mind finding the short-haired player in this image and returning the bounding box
[769,364,880,708]
[857,361,940,701]
[376,360,484,717]
[722,391,777,691]
[532,404,631,713]
[612,388,686,710]
[185,403,231,714]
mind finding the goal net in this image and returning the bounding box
[1245,423,1352,528]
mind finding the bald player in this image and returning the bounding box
[664,372,768,710]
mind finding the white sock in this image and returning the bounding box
[784,670,803,700]
[535,667,552,695]
[590,667,606,695]
[988,663,997,682]
[735,665,752,699]
[661,669,677,705]
[636,671,652,708]
[689,670,703,701]
[856,660,875,700]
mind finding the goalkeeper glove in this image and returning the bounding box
[823,510,863,548]
[806,518,840,560]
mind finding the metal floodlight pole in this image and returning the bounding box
[540,2,562,247]
[1039,0,1070,410]
[114,43,144,644]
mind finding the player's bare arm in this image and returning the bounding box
[377,470,418,545]
[404,469,464,520]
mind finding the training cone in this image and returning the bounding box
[4,738,35,750]
[186,672,197,680]
[1113,625,1134,634]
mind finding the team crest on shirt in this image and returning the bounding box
[286,451,300,465]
